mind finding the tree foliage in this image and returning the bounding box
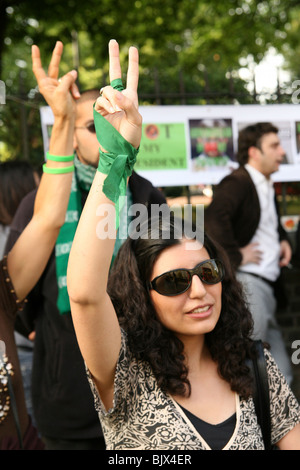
[1,0,299,162]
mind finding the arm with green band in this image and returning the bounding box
[67,40,142,410]
[95,77,140,201]
[93,96,139,227]
[6,41,78,302]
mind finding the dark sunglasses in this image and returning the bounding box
[148,259,225,296]
[75,123,96,133]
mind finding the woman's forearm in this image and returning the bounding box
[67,170,117,305]
[67,168,123,397]
[7,117,75,301]
[33,115,75,228]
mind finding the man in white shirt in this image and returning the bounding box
[206,122,293,384]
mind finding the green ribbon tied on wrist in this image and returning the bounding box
[93,78,139,228]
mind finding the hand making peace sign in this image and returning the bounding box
[95,40,142,150]
[32,41,80,119]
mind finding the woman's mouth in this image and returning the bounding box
[186,305,212,318]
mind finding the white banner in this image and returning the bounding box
[40,104,300,187]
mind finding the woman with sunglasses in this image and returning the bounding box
[67,40,300,450]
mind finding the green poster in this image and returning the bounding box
[135,123,187,170]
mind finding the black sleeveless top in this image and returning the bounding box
[179,405,236,450]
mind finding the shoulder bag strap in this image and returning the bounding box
[249,340,272,450]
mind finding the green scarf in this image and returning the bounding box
[55,155,95,315]
[55,155,132,315]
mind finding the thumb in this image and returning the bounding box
[58,70,78,93]
[71,81,81,99]
[115,91,141,124]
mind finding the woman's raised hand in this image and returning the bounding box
[32,41,80,119]
[95,40,142,149]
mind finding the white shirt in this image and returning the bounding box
[238,164,281,281]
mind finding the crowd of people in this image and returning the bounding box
[0,39,299,450]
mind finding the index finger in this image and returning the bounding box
[109,40,122,83]
[32,45,47,82]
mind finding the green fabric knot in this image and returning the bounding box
[93,106,138,198]
[93,79,138,227]
[98,151,134,203]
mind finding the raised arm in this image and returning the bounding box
[6,41,78,301]
[67,40,141,408]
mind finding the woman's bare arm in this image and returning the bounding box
[67,40,141,407]
[7,41,78,301]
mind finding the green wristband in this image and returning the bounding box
[43,164,75,174]
[46,151,75,162]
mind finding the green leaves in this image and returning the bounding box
[1,0,299,162]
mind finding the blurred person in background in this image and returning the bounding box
[205,122,293,385]
[0,160,39,258]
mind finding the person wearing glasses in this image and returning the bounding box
[4,42,166,450]
[67,40,300,450]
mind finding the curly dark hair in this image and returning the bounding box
[108,215,257,399]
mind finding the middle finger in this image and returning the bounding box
[126,46,139,93]
[48,41,63,79]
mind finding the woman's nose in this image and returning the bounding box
[189,274,207,297]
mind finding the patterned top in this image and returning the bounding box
[87,330,300,450]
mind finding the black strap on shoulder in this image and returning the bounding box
[249,340,272,450]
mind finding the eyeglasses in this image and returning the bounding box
[75,123,96,133]
[148,259,225,296]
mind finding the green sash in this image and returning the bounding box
[55,156,95,314]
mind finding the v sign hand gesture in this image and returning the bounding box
[95,40,142,150]
[32,41,80,119]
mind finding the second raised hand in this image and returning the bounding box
[95,40,142,150]
[32,41,80,119]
